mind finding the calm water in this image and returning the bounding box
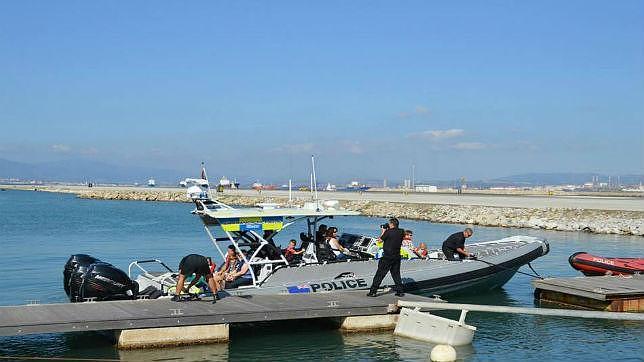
[0,189,642,361]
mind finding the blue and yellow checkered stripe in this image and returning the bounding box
[220,216,284,232]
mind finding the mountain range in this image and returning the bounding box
[0,158,183,184]
[0,158,641,186]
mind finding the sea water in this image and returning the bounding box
[0,189,642,361]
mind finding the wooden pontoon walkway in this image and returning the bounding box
[533,275,644,312]
[0,291,434,337]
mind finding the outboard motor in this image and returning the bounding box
[80,262,139,301]
[63,254,100,298]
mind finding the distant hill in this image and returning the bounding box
[414,173,644,189]
[0,158,184,185]
[2,159,642,187]
[487,173,643,186]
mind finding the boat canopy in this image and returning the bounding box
[195,201,360,231]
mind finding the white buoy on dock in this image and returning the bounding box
[394,307,476,346]
[430,344,456,361]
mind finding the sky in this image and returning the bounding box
[0,1,642,184]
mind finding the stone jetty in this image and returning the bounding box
[24,186,643,236]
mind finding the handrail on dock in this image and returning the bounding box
[397,301,644,321]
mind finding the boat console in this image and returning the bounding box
[342,233,380,257]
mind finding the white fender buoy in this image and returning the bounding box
[430,344,456,362]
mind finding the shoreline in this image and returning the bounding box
[4,185,643,236]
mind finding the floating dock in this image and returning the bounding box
[0,291,435,349]
[533,275,644,312]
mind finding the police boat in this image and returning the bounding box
[130,172,550,298]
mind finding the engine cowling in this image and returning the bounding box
[63,254,100,299]
[80,262,139,301]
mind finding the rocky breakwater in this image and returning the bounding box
[74,189,189,202]
[341,201,644,236]
[63,188,643,236]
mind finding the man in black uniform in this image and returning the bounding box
[173,254,219,303]
[367,218,405,297]
[441,228,475,261]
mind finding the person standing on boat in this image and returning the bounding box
[172,254,219,303]
[367,218,405,297]
[441,228,475,261]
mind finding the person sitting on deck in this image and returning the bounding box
[173,254,219,303]
[402,230,415,249]
[223,251,253,289]
[414,242,429,259]
[216,245,239,278]
[400,229,416,259]
[283,239,305,262]
[326,227,350,260]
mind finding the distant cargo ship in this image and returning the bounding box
[252,181,276,190]
[147,179,156,187]
[346,180,369,191]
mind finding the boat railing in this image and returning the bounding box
[128,259,175,279]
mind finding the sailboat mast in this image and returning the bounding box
[311,155,319,203]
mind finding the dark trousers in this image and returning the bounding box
[442,246,459,261]
[369,256,403,293]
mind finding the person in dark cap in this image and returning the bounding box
[367,218,405,297]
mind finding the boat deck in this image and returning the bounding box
[533,275,644,312]
[0,291,434,337]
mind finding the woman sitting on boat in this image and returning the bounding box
[216,245,239,278]
[401,230,416,259]
[327,227,349,260]
[223,250,253,289]
[402,230,415,249]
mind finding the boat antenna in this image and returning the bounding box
[311,155,319,207]
[288,178,292,204]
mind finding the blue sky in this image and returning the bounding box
[0,1,642,183]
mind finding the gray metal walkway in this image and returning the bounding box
[0,291,433,337]
[533,275,644,312]
[533,275,644,301]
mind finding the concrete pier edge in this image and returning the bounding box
[115,324,230,349]
[113,315,402,349]
[333,314,400,332]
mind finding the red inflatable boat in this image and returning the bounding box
[568,252,644,276]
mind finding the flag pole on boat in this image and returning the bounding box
[200,161,208,182]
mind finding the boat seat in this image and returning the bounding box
[299,232,312,251]
[319,241,337,262]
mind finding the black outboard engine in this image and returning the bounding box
[64,254,100,298]
[80,262,139,301]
